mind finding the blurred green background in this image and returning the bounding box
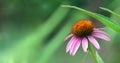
[0,0,120,63]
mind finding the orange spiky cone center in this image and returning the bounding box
[72,20,94,37]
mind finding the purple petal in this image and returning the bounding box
[92,33,110,41]
[94,28,104,30]
[88,36,100,49]
[93,29,109,36]
[69,37,79,55]
[71,38,81,56]
[64,34,73,42]
[66,36,76,53]
[82,37,88,52]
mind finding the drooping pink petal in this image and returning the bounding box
[64,34,73,41]
[94,28,104,31]
[69,37,79,55]
[66,35,76,53]
[92,32,110,41]
[93,29,109,36]
[87,36,100,49]
[82,37,88,52]
[71,38,81,56]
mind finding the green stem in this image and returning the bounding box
[61,5,120,33]
[100,7,120,19]
[88,42,98,63]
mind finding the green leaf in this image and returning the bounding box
[88,42,104,63]
[88,42,98,63]
[61,5,120,33]
[0,7,70,63]
[96,51,104,63]
[100,7,120,19]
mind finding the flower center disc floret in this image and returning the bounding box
[72,20,94,37]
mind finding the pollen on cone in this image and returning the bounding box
[72,20,94,37]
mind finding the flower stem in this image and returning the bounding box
[88,42,98,63]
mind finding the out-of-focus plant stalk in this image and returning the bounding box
[100,7,120,20]
[1,6,70,63]
[61,5,120,33]
[88,42,98,63]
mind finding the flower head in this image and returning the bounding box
[64,20,110,56]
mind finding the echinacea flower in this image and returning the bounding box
[64,20,110,56]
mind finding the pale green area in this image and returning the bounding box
[0,0,120,63]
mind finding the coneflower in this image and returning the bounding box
[64,20,110,56]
